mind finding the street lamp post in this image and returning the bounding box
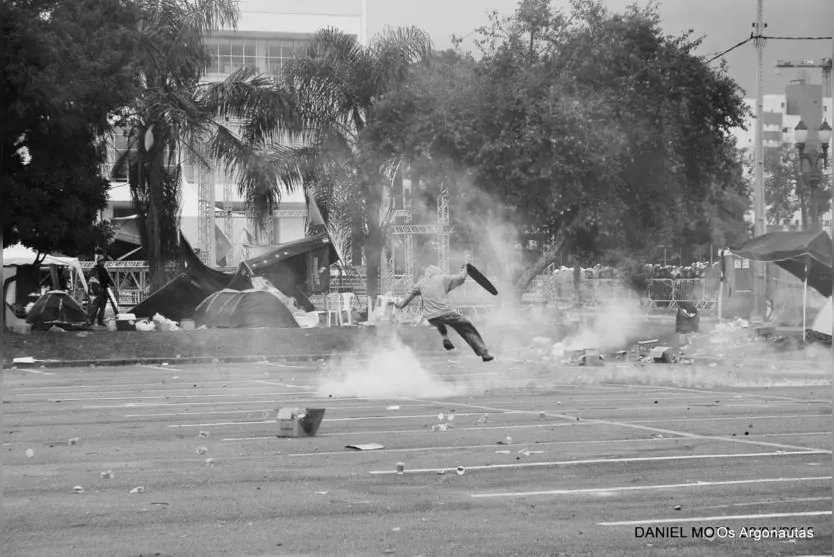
[794,120,832,231]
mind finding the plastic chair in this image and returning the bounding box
[325,293,343,327]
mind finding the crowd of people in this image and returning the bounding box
[548,262,718,281]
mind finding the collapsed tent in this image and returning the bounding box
[729,230,832,297]
[130,231,338,321]
[193,289,299,329]
[26,291,89,330]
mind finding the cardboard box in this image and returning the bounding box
[276,407,326,437]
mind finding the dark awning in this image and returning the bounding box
[730,230,832,296]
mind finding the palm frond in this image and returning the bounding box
[369,26,433,90]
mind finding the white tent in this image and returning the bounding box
[3,244,89,305]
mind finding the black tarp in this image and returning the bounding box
[730,230,833,297]
[130,232,338,320]
[192,289,299,328]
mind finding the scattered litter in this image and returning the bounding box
[708,362,718,368]
[152,313,180,331]
[68,437,79,446]
[161,362,169,366]
[396,462,405,475]
[345,443,384,451]
[205,458,215,467]
[538,411,546,420]
[386,406,401,410]
[476,414,490,424]
[101,470,114,479]
[674,505,682,511]
[198,431,210,439]
[431,423,448,432]
[25,449,34,458]
[315,491,329,495]
[436,469,446,475]
[196,447,208,455]
[13,357,36,364]
[392,527,401,532]
[172,376,179,380]
[49,325,66,333]
[129,486,145,494]
[73,485,85,494]
[498,435,513,445]
[75,332,90,338]
[456,466,466,476]
[518,449,531,457]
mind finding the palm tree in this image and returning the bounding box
[113,0,302,292]
[259,27,433,300]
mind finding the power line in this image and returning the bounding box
[706,37,753,64]
[761,35,832,40]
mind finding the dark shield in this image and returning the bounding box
[466,263,498,296]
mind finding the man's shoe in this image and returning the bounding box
[482,352,494,362]
[442,339,455,350]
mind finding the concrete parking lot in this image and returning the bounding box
[4,355,832,557]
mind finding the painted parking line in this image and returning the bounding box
[410,397,832,454]
[42,391,324,402]
[8,368,55,375]
[598,510,832,526]
[137,365,184,372]
[83,397,364,409]
[690,496,832,511]
[470,476,832,498]
[626,384,832,404]
[369,450,827,475]
[223,420,596,441]
[124,403,435,418]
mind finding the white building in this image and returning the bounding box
[103,0,367,265]
[731,82,832,230]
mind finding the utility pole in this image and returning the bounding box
[751,0,767,323]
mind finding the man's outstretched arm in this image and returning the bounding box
[396,287,420,309]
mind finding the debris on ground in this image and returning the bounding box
[25,449,34,458]
[196,447,208,455]
[129,486,145,494]
[345,443,384,451]
[455,466,466,475]
[205,458,215,467]
[198,431,210,439]
[73,486,85,494]
[68,437,79,446]
[101,470,114,479]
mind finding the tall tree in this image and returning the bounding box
[371,0,749,298]
[1,0,140,256]
[112,0,304,292]
[260,27,433,300]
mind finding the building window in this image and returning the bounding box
[106,128,130,182]
[265,39,309,76]
[206,39,256,75]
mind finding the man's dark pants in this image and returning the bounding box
[428,313,488,356]
[90,289,114,325]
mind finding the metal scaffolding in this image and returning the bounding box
[197,165,215,267]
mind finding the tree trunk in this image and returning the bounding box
[511,232,567,305]
[146,152,167,293]
[365,224,383,303]
[573,258,581,307]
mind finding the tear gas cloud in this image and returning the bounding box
[317,331,463,399]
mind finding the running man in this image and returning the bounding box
[396,264,494,362]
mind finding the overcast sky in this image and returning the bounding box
[366,0,833,97]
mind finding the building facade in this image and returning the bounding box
[732,79,833,230]
[102,0,367,266]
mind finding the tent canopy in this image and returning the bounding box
[26,291,88,329]
[729,230,833,297]
[3,244,89,294]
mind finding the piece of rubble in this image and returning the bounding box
[196,447,208,455]
[73,485,85,494]
[101,470,114,479]
[206,458,215,467]
[25,449,34,458]
[68,437,79,446]
[129,486,145,494]
[198,431,210,439]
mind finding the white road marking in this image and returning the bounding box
[43,391,321,402]
[82,397,361,409]
[124,403,432,417]
[598,510,832,526]
[253,380,313,389]
[284,436,700,457]
[222,421,595,440]
[625,383,831,404]
[10,368,55,375]
[137,365,183,372]
[690,496,832,511]
[623,414,825,424]
[409,398,833,454]
[471,476,832,498]
[369,451,827,475]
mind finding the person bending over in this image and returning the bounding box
[396,264,494,362]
